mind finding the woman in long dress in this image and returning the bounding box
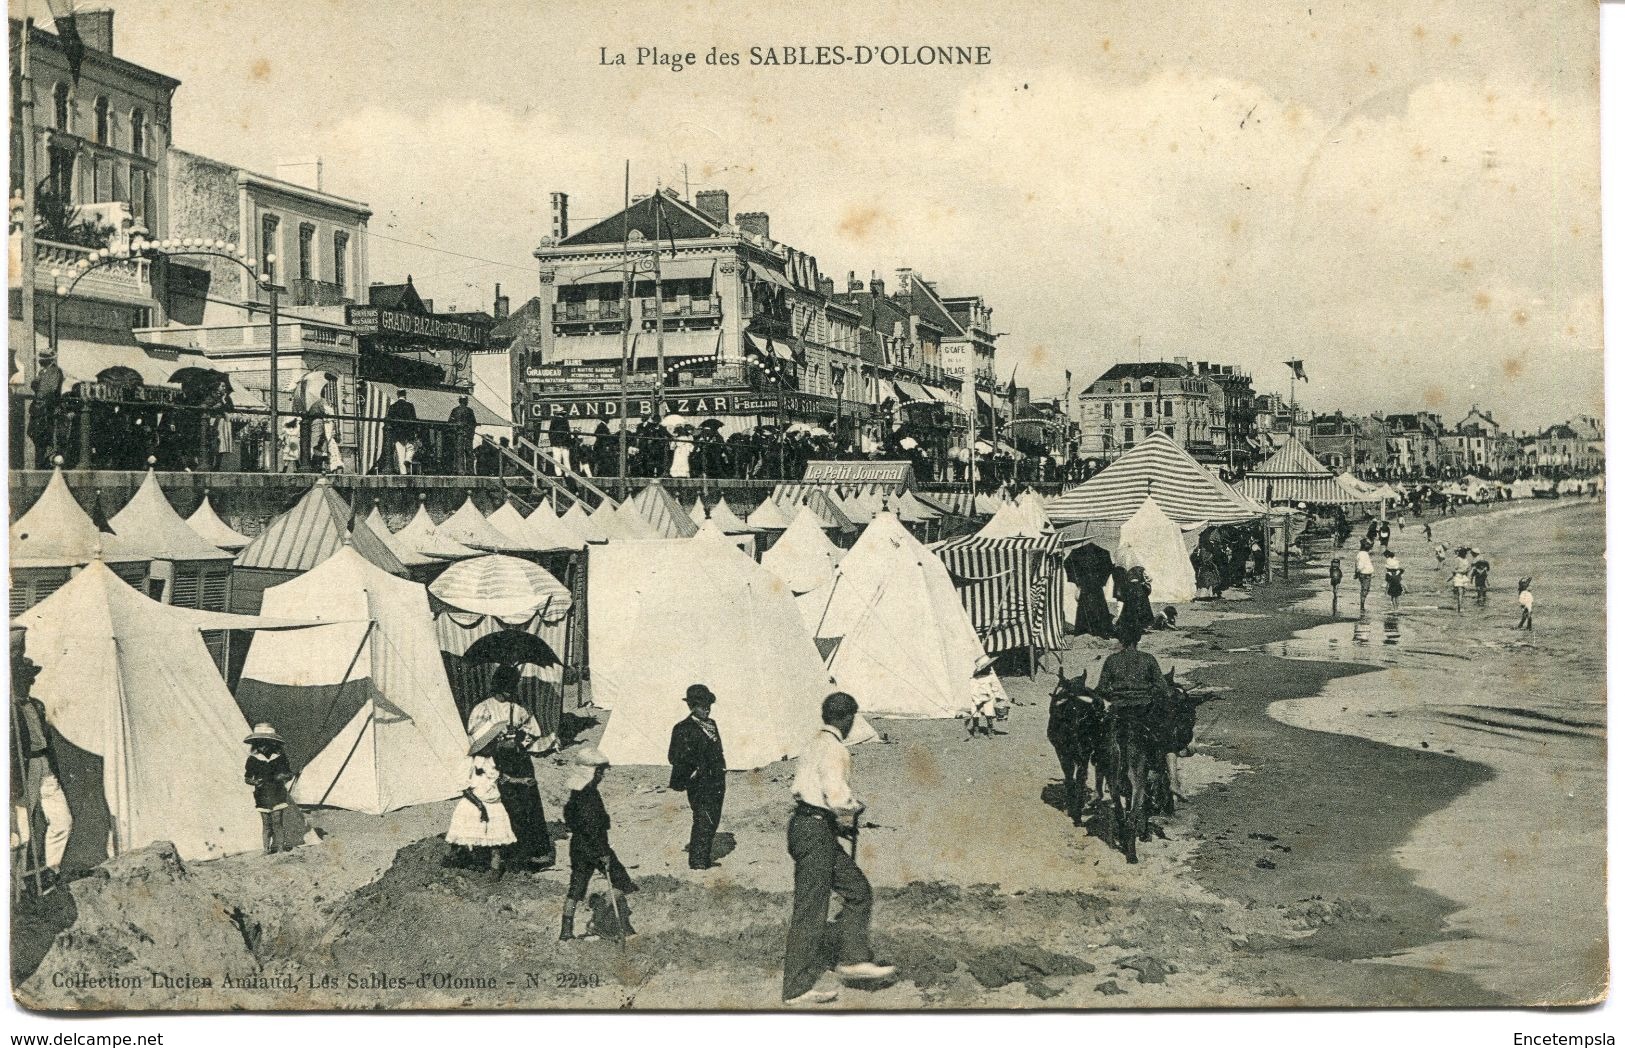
[465,668,558,871]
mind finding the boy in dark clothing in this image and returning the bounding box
[668,684,727,869]
[244,723,296,854]
[560,747,637,941]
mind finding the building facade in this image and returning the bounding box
[1306,411,1388,475]
[1076,360,1227,464]
[1384,412,1446,477]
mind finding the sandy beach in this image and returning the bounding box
[13,499,1607,1011]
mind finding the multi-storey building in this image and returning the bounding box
[1385,412,1447,477]
[1076,359,1227,464]
[1447,406,1519,476]
[1191,361,1259,472]
[10,12,178,352]
[1530,422,1604,474]
[529,187,874,443]
[1306,411,1389,475]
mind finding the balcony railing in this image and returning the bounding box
[135,320,357,356]
[552,300,628,324]
[35,239,152,300]
[287,278,353,308]
[638,295,722,318]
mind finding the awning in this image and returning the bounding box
[563,269,633,287]
[895,380,929,403]
[924,385,956,404]
[652,257,716,282]
[741,332,794,362]
[57,339,181,388]
[636,328,722,364]
[976,390,995,410]
[748,261,792,289]
[393,386,510,426]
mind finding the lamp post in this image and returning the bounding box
[54,235,281,455]
[833,368,845,453]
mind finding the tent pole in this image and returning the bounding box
[10,700,47,898]
[311,621,379,809]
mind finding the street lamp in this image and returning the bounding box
[832,368,845,452]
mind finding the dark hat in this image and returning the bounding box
[684,683,717,706]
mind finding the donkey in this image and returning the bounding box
[1046,671,1105,828]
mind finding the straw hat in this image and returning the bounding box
[244,723,284,745]
[565,746,609,791]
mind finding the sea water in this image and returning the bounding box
[1264,499,1606,1002]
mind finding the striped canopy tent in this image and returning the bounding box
[1235,436,1370,505]
[429,553,575,729]
[707,499,755,535]
[1046,432,1264,525]
[232,479,409,614]
[392,503,483,562]
[933,532,1067,662]
[186,494,253,551]
[442,496,534,553]
[1334,472,1387,504]
[628,482,700,539]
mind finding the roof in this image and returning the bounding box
[899,277,963,338]
[1247,435,1333,478]
[109,472,234,562]
[1234,475,1370,506]
[560,190,724,247]
[369,278,427,313]
[1092,362,1191,384]
[1046,432,1263,525]
[234,479,408,575]
[628,482,700,539]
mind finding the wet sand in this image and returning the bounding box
[13,501,1605,1010]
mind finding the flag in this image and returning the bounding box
[45,0,85,84]
[1284,360,1308,382]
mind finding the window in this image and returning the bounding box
[1161,399,1172,417]
[94,96,109,145]
[1102,402,1112,421]
[332,231,349,293]
[130,109,146,156]
[1165,426,1175,438]
[260,214,280,281]
[298,223,315,280]
[130,167,150,225]
[1140,380,1154,393]
[52,82,71,131]
[92,157,109,202]
[1124,401,1135,419]
[1122,425,1134,446]
[46,145,75,202]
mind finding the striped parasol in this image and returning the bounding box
[430,553,574,621]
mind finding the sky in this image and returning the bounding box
[88,0,1603,431]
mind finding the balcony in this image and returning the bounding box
[552,300,628,326]
[640,295,723,330]
[135,319,358,357]
[287,278,353,308]
[35,239,152,303]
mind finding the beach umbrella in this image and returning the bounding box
[429,553,573,621]
[462,629,560,669]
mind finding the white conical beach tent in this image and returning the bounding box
[110,471,235,563]
[762,507,845,595]
[1115,497,1198,604]
[689,497,709,527]
[392,503,482,561]
[1015,489,1051,533]
[708,499,755,535]
[747,497,792,530]
[237,546,470,814]
[186,494,253,550]
[800,512,1003,719]
[976,502,1043,539]
[13,562,307,861]
[590,538,844,769]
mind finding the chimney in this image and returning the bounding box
[894,267,914,292]
[275,156,323,191]
[735,211,770,240]
[869,272,885,297]
[817,276,834,297]
[493,283,510,320]
[1173,355,1189,369]
[694,189,730,226]
[847,270,864,293]
[77,8,114,53]
[549,192,569,239]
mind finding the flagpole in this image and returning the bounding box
[18,2,39,388]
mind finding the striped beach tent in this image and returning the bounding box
[1047,432,1263,525]
[628,482,700,539]
[934,532,1067,659]
[1235,436,1368,505]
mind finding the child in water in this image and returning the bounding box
[1517,577,1534,631]
[1383,550,1404,612]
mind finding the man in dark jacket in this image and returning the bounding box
[29,350,64,468]
[447,396,477,475]
[667,684,727,869]
[384,389,418,474]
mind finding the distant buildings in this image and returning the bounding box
[1075,358,1228,466]
[1306,411,1388,475]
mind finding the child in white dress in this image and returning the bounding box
[445,727,515,877]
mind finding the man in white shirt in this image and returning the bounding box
[1354,539,1376,614]
[782,692,895,1006]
